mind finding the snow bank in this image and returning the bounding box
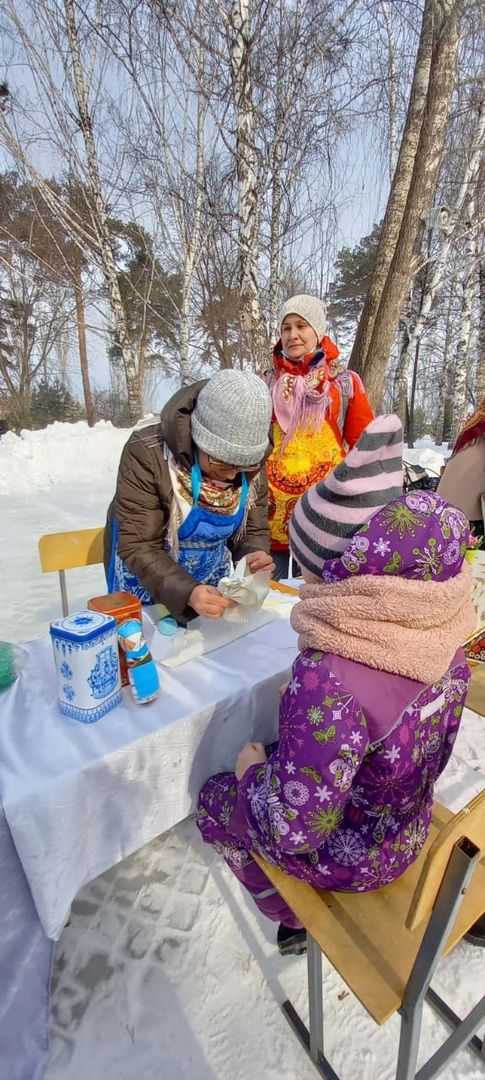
[403,438,451,478]
[0,420,132,495]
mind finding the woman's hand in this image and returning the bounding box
[235,741,267,780]
[189,584,237,619]
[245,550,276,574]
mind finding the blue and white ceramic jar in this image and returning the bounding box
[50,610,122,722]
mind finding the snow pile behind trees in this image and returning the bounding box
[0,420,452,498]
[403,439,450,477]
[0,420,132,495]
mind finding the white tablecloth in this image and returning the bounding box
[0,597,299,940]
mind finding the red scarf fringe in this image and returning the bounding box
[453,400,485,455]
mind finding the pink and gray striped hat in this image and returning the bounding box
[289,414,404,578]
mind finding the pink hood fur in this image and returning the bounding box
[290,562,475,684]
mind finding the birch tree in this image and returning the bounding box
[451,196,477,436]
[477,253,485,401]
[351,0,462,408]
[0,0,143,420]
[226,0,269,366]
[0,254,71,429]
[260,1,349,339]
[96,0,215,385]
[380,1,399,183]
[349,0,435,382]
[63,0,141,418]
[0,171,96,423]
[475,148,485,403]
[394,102,485,426]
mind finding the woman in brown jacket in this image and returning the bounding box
[105,370,275,621]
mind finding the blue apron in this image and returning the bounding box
[108,459,249,606]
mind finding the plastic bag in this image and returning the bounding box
[218,557,271,623]
[0,641,28,691]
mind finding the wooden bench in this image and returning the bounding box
[254,792,485,1080]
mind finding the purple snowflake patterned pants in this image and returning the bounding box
[197,771,303,930]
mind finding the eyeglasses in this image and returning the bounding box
[207,454,242,470]
[206,454,262,474]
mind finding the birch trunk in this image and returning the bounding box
[452,200,476,439]
[350,0,435,377]
[268,133,284,345]
[229,0,268,368]
[63,0,141,420]
[393,304,413,423]
[138,323,148,409]
[407,338,422,446]
[394,103,485,416]
[268,0,285,344]
[72,249,95,426]
[434,293,454,443]
[476,255,485,404]
[354,0,462,408]
[381,1,399,183]
[179,62,206,387]
[442,361,455,444]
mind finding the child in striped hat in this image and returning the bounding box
[197,415,475,956]
[289,413,403,578]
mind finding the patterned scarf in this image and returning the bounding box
[176,464,241,515]
[271,336,348,448]
[453,399,485,455]
[273,335,340,378]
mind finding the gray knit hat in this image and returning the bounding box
[191,369,272,467]
[279,294,327,342]
[289,415,404,577]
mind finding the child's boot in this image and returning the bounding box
[277,923,307,956]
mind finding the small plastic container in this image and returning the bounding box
[88,592,142,686]
[158,616,179,636]
[50,610,122,723]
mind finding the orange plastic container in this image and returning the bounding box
[88,592,142,686]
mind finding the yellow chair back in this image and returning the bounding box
[38,527,105,616]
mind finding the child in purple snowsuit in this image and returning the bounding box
[197,415,475,954]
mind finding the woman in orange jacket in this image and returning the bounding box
[266,294,374,577]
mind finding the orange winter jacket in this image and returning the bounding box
[266,337,374,549]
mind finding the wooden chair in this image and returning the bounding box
[466,662,485,717]
[38,527,105,617]
[253,791,485,1080]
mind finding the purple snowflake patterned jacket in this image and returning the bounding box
[238,651,468,890]
[237,492,471,890]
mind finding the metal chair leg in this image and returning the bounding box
[307,934,324,1064]
[59,569,69,617]
[415,993,485,1080]
[281,936,341,1080]
[425,988,485,1063]
[396,1000,425,1080]
[396,838,480,1080]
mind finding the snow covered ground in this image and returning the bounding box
[2,420,484,1080]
